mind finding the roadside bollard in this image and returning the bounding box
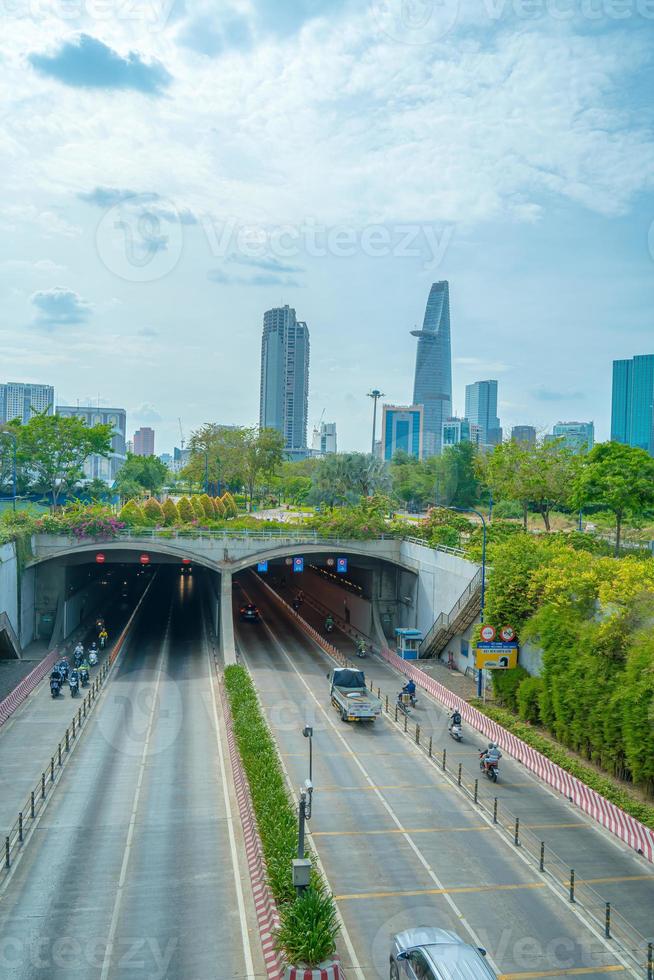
[394,705,398,722]
[442,748,446,771]
[493,798,498,823]
[5,837,9,869]
[30,791,35,819]
[605,902,611,939]
[377,687,381,700]
[83,700,86,719]
[65,729,69,752]
[50,758,54,782]
[514,818,520,846]
[41,772,45,800]
[403,714,408,733]
[473,779,478,804]
[647,942,653,980]
[457,763,462,786]
[72,718,76,738]
[415,724,420,745]
[18,813,23,843]
[58,743,62,766]
[385,694,388,713]
[539,841,545,872]
[428,736,432,758]
[569,869,575,903]
[78,708,82,726]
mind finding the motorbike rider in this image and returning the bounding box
[324,614,335,632]
[89,640,98,658]
[480,741,502,770]
[98,628,108,649]
[50,668,63,693]
[74,641,84,660]
[79,661,90,686]
[356,637,366,658]
[401,679,417,706]
[448,709,462,731]
[88,649,98,666]
[68,669,80,695]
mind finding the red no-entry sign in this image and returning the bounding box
[139,554,150,565]
[96,553,106,564]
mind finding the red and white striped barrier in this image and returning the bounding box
[0,649,61,729]
[220,682,285,980]
[379,646,654,863]
[285,963,341,980]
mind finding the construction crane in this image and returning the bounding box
[178,417,185,450]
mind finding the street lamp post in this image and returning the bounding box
[303,724,313,782]
[0,432,17,512]
[446,505,487,697]
[367,389,384,456]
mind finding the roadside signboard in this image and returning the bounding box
[257,561,268,573]
[474,644,518,670]
[480,625,496,642]
[336,557,348,574]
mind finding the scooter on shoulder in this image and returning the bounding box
[479,750,500,782]
[355,639,367,659]
[50,671,63,698]
[396,690,412,716]
[449,721,463,742]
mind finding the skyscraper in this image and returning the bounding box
[311,421,337,454]
[259,306,310,454]
[465,380,502,449]
[550,421,594,453]
[0,382,54,423]
[611,354,654,455]
[511,425,537,446]
[411,282,452,457]
[134,427,155,457]
[57,405,127,481]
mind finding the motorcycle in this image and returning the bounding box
[479,752,499,782]
[57,660,69,682]
[99,635,107,649]
[50,674,62,698]
[79,668,90,688]
[292,598,302,612]
[402,686,417,708]
[69,673,80,698]
[397,691,412,716]
[73,653,83,669]
[355,641,367,659]
[449,722,463,742]
[324,621,335,634]
[88,651,98,666]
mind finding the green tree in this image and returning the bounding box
[114,453,169,502]
[177,496,194,523]
[119,500,144,526]
[311,453,390,507]
[143,497,164,523]
[15,411,113,508]
[191,496,205,520]
[437,442,481,509]
[199,493,215,519]
[162,498,179,525]
[481,439,577,531]
[571,442,654,555]
[83,477,111,502]
[242,427,285,508]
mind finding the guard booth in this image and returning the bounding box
[395,628,423,661]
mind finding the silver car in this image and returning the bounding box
[390,927,496,980]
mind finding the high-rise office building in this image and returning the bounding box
[611,354,654,455]
[57,405,127,482]
[0,382,54,423]
[511,425,537,446]
[441,416,482,448]
[381,405,424,461]
[549,421,594,453]
[411,282,452,457]
[465,380,502,449]
[134,427,155,457]
[311,421,337,455]
[259,305,310,454]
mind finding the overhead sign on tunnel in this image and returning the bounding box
[293,557,304,573]
[337,557,348,574]
[257,560,268,573]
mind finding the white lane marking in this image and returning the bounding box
[203,617,256,980]
[100,611,170,980]
[251,587,638,979]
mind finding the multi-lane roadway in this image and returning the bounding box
[234,573,654,980]
[0,571,258,980]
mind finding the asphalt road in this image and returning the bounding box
[235,573,650,980]
[0,570,257,980]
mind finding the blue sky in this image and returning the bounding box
[1,0,653,453]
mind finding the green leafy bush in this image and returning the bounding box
[177,496,194,523]
[516,676,543,724]
[142,497,164,523]
[199,493,215,519]
[191,496,205,520]
[224,665,339,966]
[118,500,144,527]
[162,498,178,525]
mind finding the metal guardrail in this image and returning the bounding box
[366,676,652,979]
[2,661,110,884]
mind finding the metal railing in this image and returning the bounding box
[419,567,484,657]
[366,675,652,979]
[2,661,110,884]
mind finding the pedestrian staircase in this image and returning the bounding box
[418,568,483,660]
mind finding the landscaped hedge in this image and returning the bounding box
[223,665,339,967]
[471,700,654,829]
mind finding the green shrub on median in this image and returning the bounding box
[223,664,339,967]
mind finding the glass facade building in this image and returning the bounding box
[259,306,310,452]
[57,405,127,481]
[550,421,594,453]
[0,382,54,423]
[381,405,423,461]
[465,380,502,449]
[611,355,654,455]
[411,282,452,457]
[511,425,537,446]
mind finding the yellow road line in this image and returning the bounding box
[312,826,490,837]
[335,882,546,901]
[500,966,625,979]
[318,784,452,792]
[573,874,654,885]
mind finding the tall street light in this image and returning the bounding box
[367,389,384,456]
[0,431,17,512]
[445,504,487,697]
